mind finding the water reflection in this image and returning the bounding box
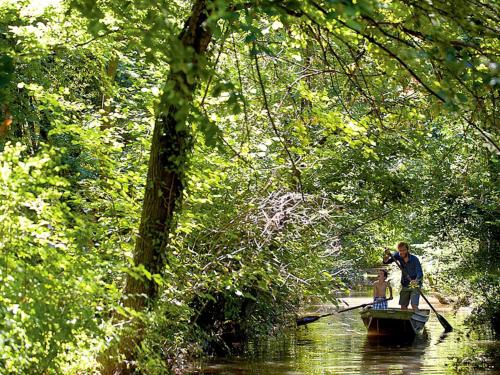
[360,331,430,374]
[198,304,499,375]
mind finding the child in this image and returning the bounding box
[372,269,393,309]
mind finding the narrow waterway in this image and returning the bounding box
[198,296,499,374]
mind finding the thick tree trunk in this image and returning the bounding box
[100,1,212,373]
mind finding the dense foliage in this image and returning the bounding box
[0,0,498,373]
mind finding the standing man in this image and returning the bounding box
[383,242,423,311]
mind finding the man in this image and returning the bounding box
[383,242,423,311]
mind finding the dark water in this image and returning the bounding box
[198,298,499,374]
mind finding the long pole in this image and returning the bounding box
[296,299,389,326]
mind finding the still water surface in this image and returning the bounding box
[198,297,499,374]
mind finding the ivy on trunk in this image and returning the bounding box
[100,1,212,373]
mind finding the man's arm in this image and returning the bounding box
[383,249,395,264]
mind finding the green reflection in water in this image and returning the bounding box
[198,307,499,374]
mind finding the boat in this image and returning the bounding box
[360,308,430,338]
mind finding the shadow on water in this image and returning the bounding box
[360,330,431,374]
[433,331,452,346]
[364,328,431,347]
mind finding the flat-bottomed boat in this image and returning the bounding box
[360,308,430,338]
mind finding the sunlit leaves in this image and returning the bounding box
[0,143,104,373]
[0,0,497,371]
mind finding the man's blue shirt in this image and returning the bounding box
[383,253,423,287]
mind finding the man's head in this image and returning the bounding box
[397,241,410,259]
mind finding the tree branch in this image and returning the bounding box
[253,44,305,198]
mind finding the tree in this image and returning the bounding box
[99,1,213,372]
[1,0,498,372]
[90,0,498,370]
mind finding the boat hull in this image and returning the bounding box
[360,308,430,338]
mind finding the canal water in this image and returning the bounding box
[197,296,499,374]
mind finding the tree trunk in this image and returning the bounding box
[100,55,119,130]
[100,1,212,373]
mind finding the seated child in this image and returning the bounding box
[373,269,393,309]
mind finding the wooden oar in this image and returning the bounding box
[296,299,389,327]
[386,251,453,332]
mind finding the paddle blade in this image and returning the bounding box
[296,316,321,326]
[437,313,453,332]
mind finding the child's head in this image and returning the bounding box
[378,269,388,280]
